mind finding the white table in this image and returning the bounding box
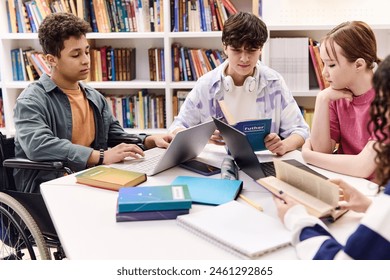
[40,145,378,259]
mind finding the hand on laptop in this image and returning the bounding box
[209,129,225,145]
[104,143,145,164]
[144,134,174,149]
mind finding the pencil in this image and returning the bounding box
[239,194,263,211]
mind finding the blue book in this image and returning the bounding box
[233,119,271,151]
[117,185,192,213]
[171,176,243,206]
[180,47,188,81]
[198,0,206,31]
[110,48,116,81]
[218,99,271,151]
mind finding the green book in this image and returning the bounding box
[76,166,146,191]
[117,185,192,213]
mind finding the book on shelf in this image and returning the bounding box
[75,166,147,191]
[311,39,330,89]
[171,176,243,205]
[117,184,192,213]
[218,100,271,151]
[308,38,323,90]
[116,207,189,222]
[257,159,347,222]
[177,200,291,259]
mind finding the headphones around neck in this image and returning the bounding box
[222,62,260,93]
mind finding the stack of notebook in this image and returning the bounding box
[116,184,192,222]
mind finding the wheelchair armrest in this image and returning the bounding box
[3,158,65,171]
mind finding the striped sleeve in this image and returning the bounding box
[284,188,390,259]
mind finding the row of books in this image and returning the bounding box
[148,48,165,81]
[110,89,189,125]
[10,46,136,82]
[6,0,77,33]
[172,43,226,81]
[100,91,313,130]
[89,0,162,33]
[104,89,166,129]
[6,0,161,33]
[172,90,189,117]
[269,37,330,92]
[171,0,238,32]
[11,48,48,82]
[89,46,136,82]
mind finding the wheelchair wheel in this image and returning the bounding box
[0,192,51,260]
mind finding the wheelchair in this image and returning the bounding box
[0,132,144,259]
[0,132,72,260]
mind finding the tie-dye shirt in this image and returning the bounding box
[169,60,310,140]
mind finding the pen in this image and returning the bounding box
[239,194,263,211]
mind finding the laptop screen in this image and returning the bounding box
[213,118,266,180]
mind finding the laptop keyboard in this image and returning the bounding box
[261,161,276,177]
[116,148,165,174]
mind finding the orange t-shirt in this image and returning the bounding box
[62,87,95,147]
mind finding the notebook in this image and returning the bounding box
[111,120,216,176]
[177,200,291,259]
[213,117,327,181]
[171,176,243,205]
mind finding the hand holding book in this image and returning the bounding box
[218,100,271,151]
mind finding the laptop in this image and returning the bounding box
[111,120,216,176]
[213,117,327,181]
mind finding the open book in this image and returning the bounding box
[177,201,291,259]
[218,100,271,151]
[257,159,347,221]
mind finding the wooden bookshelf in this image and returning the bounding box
[1,0,389,135]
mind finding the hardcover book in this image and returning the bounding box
[218,100,271,151]
[257,159,347,222]
[116,207,189,222]
[171,176,243,205]
[75,166,146,191]
[117,184,192,213]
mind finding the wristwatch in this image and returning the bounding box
[97,149,104,165]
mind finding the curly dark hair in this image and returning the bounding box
[370,55,390,186]
[222,12,268,50]
[38,13,91,58]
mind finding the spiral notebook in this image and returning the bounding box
[177,201,291,259]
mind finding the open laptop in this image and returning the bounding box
[213,117,327,181]
[111,120,216,176]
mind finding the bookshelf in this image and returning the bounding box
[0,0,256,136]
[1,0,390,136]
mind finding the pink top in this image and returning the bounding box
[329,88,375,155]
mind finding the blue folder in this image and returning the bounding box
[171,176,243,205]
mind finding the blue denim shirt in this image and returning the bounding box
[13,74,144,192]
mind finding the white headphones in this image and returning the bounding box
[222,62,260,93]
